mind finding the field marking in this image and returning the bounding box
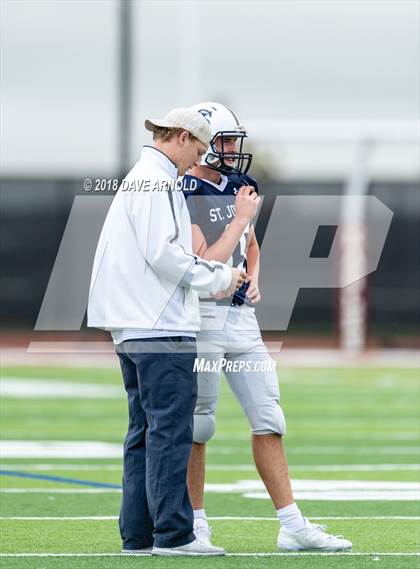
[0,552,419,557]
[2,463,419,472]
[3,440,419,458]
[245,491,420,501]
[0,464,124,471]
[2,477,420,501]
[1,516,120,520]
[1,378,123,399]
[0,441,122,459]
[211,516,420,521]
[205,479,420,501]
[213,432,420,441]
[1,516,419,521]
[210,446,420,455]
[3,479,419,492]
[0,489,122,493]
[210,463,420,472]
[0,469,120,489]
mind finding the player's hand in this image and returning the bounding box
[245,277,261,304]
[213,268,248,299]
[235,186,261,224]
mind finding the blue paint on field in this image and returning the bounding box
[0,469,121,489]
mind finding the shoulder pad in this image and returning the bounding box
[227,172,259,193]
[242,173,259,193]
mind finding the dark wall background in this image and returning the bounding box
[1,177,419,341]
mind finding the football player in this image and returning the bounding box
[183,102,352,552]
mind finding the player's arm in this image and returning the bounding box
[132,190,245,296]
[245,226,262,303]
[193,217,249,263]
[194,186,260,263]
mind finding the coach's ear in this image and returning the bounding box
[255,195,393,331]
[178,130,191,146]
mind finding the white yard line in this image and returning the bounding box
[2,489,414,499]
[0,552,418,557]
[1,464,123,471]
[2,440,418,459]
[208,446,419,455]
[0,489,122,493]
[180,432,420,441]
[211,516,420,521]
[1,516,419,521]
[2,478,420,501]
[0,379,123,399]
[1,462,419,472]
[0,441,123,459]
[210,464,420,471]
[1,516,119,520]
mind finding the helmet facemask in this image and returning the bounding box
[204,131,253,176]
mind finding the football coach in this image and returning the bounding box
[88,107,245,556]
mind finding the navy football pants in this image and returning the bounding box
[116,336,197,549]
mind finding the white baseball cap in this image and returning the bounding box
[145,107,211,147]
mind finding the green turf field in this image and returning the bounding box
[1,363,419,568]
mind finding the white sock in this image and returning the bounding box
[193,509,208,527]
[277,502,306,532]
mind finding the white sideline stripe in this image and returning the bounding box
[3,489,416,501]
[211,464,420,472]
[3,481,419,491]
[0,441,122,459]
[2,463,419,472]
[207,480,420,501]
[0,489,122,493]
[0,379,123,399]
[2,440,419,458]
[197,432,420,441]
[245,492,419,501]
[210,446,420,455]
[206,479,420,491]
[1,516,419,521]
[213,516,420,521]
[0,552,419,558]
[2,478,420,501]
[2,489,419,500]
[1,464,124,471]
[1,516,119,520]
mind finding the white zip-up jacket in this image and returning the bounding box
[87,146,232,332]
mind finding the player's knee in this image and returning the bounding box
[193,413,216,443]
[248,404,287,436]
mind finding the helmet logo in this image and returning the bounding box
[197,109,213,124]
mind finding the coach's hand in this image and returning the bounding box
[213,268,248,299]
[235,186,261,224]
[245,277,261,304]
[230,268,248,292]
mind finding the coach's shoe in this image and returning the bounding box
[152,537,225,556]
[278,520,352,552]
[122,547,152,555]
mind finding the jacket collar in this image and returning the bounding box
[142,146,178,178]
